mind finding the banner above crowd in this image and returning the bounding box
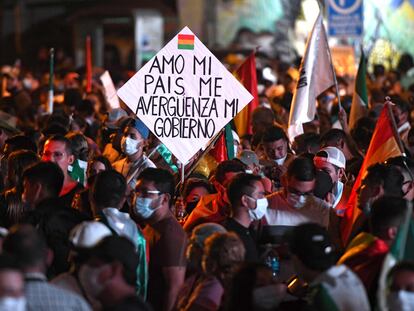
[117,27,253,164]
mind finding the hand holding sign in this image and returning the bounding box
[117,27,253,165]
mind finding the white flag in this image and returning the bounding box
[100,71,120,109]
[287,13,335,142]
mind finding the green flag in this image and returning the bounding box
[349,50,368,129]
[377,202,414,310]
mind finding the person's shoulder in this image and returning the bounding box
[27,281,91,309]
[155,216,187,240]
[50,272,76,285]
[266,190,284,206]
[284,153,295,164]
[222,217,240,231]
[307,196,331,210]
[112,157,126,170]
[104,295,150,311]
[142,155,156,168]
[195,275,224,299]
[50,272,81,294]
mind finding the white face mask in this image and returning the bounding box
[252,285,282,309]
[286,192,307,209]
[0,297,26,311]
[388,290,414,311]
[133,196,160,219]
[121,136,141,156]
[332,181,344,208]
[247,196,268,221]
[275,155,287,166]
[79,264,108,298]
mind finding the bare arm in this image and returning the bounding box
[163,266,186,311]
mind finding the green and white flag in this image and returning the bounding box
[377,202,414,311]
[349,50,368,130]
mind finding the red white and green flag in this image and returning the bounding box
[349,50,368,129]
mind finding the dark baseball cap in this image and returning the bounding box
[287,223,336,271]
[90,235,139,286]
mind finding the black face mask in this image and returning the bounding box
[186,201,199,214]
[314,169,333,199]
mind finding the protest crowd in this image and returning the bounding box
[1,14,414,311]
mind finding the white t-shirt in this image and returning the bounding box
[265,191,330,228]
[113,155,156,189]
[308,265,370,311]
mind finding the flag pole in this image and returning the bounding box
[181,162,185,184]
[385,97,414,181]
[86,35,92,93]
[317,0,341,110]
[329,55,342,110]
[47,48,54,114]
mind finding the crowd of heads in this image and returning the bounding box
[0,46,413,311]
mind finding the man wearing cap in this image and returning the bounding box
[239,150,272,193]
[289,223,370,311]
[79,236,151,310]
[313,146,346,211]
[113,118,156,192]
[52,221,112,309]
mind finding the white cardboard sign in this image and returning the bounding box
[100,70,120,109]
[117,26,253,164]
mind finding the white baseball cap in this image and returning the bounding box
[314,146,346,169]
[69,221,112,248]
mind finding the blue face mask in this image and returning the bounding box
[133,196,160,219]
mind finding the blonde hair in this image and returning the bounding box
[202,232,245,275]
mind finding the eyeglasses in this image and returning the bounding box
[42,151,65,159]
[135,189,162,197]
[287,187,313,196]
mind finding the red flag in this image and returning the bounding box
[340,103,403,245]
[210,131,228,163]
[233,52,259,137]
[86,36,92,93]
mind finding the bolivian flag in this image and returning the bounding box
[178,34,194,50]
[340,103,403,245]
